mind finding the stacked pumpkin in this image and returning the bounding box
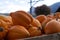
[0,11,60,40]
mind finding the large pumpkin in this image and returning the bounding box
[44,20,60,34]
[7,25,30,39]
[10,11,33,28]
[28,25,42,37]
[36,15,47,24]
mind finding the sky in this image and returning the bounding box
[0,0,60,13]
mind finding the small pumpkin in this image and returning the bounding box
[10,11,33,28]
[0,15,13,28]
[36,15,47,24]
[28,25,42,37]
[44,20,60,34]
[41,18,53,34]
[31,18,42,28]
[47,14,55,19]
[6,16,13,28]
[0,27,7,39]
[54,12,60,19]
[42,18,52,27]
[0,19,9,30]
[7,25,30,39]
[0,19,8,39]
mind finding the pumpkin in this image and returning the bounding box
[0,15,8,22]
[0,19,9,30]
[0,15,13,28]
[28,25,42,37]
[31,18,42,28]
[10,11,33,28]
[41,18,53,34]
[0,19,8,39]
[0,27,7,39]
[6,16,13,28]
[47,14,55,19]
[36,15,47,24]
[7,25,30,39]
[42,18,52,27]
[54,12,60,19]
[44,20,60,34]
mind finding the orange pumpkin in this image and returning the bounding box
[0,19,8,39]
[47,14,55,19]
[54,12,60,19]
[10,11,33,28]
[0,15,8,22]
[36,15,47,24]
[0,27,7,39]
[42,18,52,27]
[7,25,30,39]
[28,25,42,37]
[31,18,42,28]
[41,18,53,34]
[0,19,9,30]
[44,20,60,34]
[6,16,13,28]
[0,15,13,28]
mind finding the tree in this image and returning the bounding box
[35,5,51,16]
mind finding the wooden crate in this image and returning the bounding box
[17,33,60,40]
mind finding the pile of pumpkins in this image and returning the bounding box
[0,10,60,40]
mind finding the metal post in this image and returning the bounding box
[30,0,32,15]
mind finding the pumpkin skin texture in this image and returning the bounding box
[10,11,33,28]
[36,15,47,24]
[7,25,30,39]
[28,25,42,37]
[31,18,42,28]
[44,20,60,34]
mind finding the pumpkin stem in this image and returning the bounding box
[0,27,4,32]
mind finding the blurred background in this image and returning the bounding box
[0,0,60,16]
